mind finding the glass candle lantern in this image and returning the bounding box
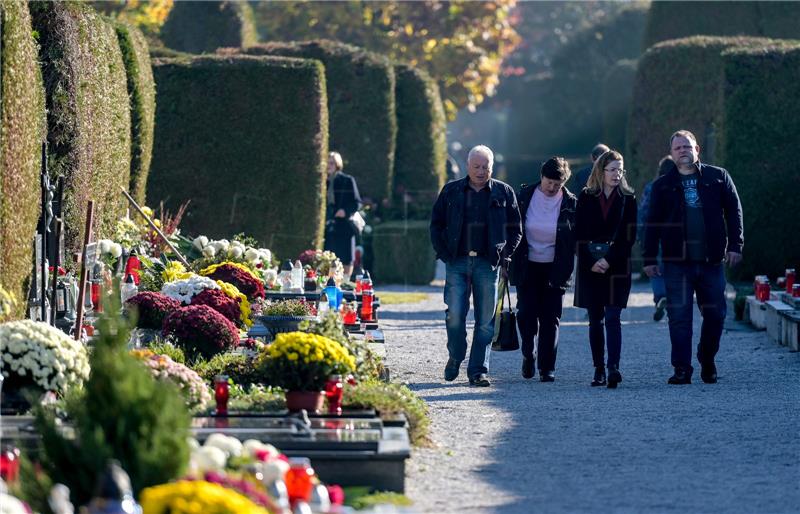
[342,302,358,325]
[325,375,344,415]
[793,284,800,298]
[361,289,374,321]
[786,269,796,293]
[0,446,20,483]
[214,375,229,416]
[285,457,315,505]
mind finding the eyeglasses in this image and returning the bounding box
[604,168,626,176]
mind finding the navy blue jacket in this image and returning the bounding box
[430,177,522,269]
[643,162,743,266]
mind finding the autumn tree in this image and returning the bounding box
[90,0,174,38]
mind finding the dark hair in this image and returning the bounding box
[540,156,571,182]
[669,130,697,148]
[657,155,674,179]
[591,143,611,161]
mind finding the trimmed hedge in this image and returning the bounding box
[719,44,800,279]
[601,59,637,153]
[0,0,46,318]
[643,1,800,49]
[392,64,447,217]
[160,1,258,54]
[625,36,774,192]
[147,54,328,260]
[114,21,156,205]
[30,1,132,255]
[242,40,397,202]
[371,221,435,285]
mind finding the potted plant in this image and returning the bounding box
[257,332,355,412]
[257,299,317,340]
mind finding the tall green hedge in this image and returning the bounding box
[625,36,774,191]
[160,1,258,54]
[0,0,46,318]
[147,54,328,259]
[371,221,435,285]
[601,59,637,153]
[242,40,396,202]
[719,44,800,279]
[30,1,131,255]
[392,64,447,218]
[643,1,800,49]
[114,21,156,205]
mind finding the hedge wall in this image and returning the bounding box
[625,36,774,192]
[147,55,328,260]
[160,1,258,54]
[115,21,156,205]
[720,44,800,279]
[371,221,435,285]
[601,59,637,153]
[242,40,396,203]
[643,1,800,49]
[392,64,447,218]
[30,1,131,255]
[0,0,46,318]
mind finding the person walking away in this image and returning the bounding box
[575,150,637,388]
[569,143,610,192]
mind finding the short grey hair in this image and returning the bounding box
[467,145,494,168]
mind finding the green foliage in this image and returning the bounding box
[263,299,315,317]
[147,54,328,259]
[299,312,385,380]
[642,1,800,49]
[30,1,132,256]
[242,40,396,202]
[392,64,447,216]
[0,0,46,319]
[626,36,774,192]
[146,339,186,364]
[601,59,637,153]
[371,221,435,285]
[34,288,190,506]
[719,43,800,280]
[346,490,413,510]
[193,351,261,386]
[114,20,156,205]
[226,384,285,412]
[160,0,257,54]
[343,379,431,446]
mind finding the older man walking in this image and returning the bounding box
[430,145,522,386]
[643,130,743,385]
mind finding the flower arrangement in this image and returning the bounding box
[258,332,356,391]
[262,299,316,318]
[161,261,193,283]
[162,305,239,359]
[192,236,272,268]
[190,289,241,327]
[139,480,271,514]
[161,275,220,305]
[0,320,90,394]
[97,238,123,268]
[114,216,143,249]
[215,280,252,327]
[298,249,344,284]
[131,350,211,410]
[125,292,182,329]
[200,262,265,300]
[193,352,261,387]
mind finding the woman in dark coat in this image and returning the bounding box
[510,157,577,382]
[574,149,637,388]
[324,151,362,278]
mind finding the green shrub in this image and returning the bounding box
[193,351,261,386]
[299,312,385,380]
[392,64,447,217]
[601,59,637,153]
[30,1,131,255]
[371,221,435,285]
[160,0,257,54]
[0,0,46,319]
[242,40,397,202]
[114,20,156,205]
[719,43,800,280]
[626,36,775,191]
[343,379,431,446]
[146,339,186,364]
[642,1,800,49]
[147,54,328,259]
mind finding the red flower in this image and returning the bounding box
[162,305,239,359]
[297,249,318,267]
[190,289,241,326]
[125,292,181,329]
[205,264,264,300]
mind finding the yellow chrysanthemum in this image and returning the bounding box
[215,280,252,327]
[140,480,271,514]
[162,261,193,282]
[199,261,259,281]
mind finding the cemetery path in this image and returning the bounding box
[379,282,800,514]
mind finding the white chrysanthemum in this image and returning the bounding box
[193,235,209,250]
[98,239,112,254]
[191,445,227,472]
[228,246,243,259]
[204,433,243,458]
[161,275,220,304]
[244,248,260,263]
[110,243,123,258]
[202,245,217,258]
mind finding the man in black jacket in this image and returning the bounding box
[643,130,743,385]
[430,145,522,387]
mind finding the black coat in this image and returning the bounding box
[327,172,361,219]
[643,162,743,266]
[574,188,638,309]
[430,177,522,269]
[509,183,577,290]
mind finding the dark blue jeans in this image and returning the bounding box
[587,305,622,368]
[662,262,727,370]
[444,256,499,378]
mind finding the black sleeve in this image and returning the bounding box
[608,195,637,265]
[504,187,522,261]
[575,193,595,266]
[342,176,362,217]
[430,186,451,262]
[723,171,744,255]
[642,183,662,267]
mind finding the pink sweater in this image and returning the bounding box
[525,188,563,263]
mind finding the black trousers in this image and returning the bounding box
[515,261,564,371]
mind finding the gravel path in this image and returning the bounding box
[378,283,800,514]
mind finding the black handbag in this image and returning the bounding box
[491,276,520,352]
[588,195,626,261]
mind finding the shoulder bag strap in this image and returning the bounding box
[609,194,626,245]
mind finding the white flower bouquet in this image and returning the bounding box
[161,275,220,305]
[0,320,90,394]
[192,235,272,268]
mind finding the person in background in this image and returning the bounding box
[570,143,610,192]
[574,150,638,388]
[323,151,362,279]
[638,155,674,321]
[430,145,522,387]
[510,157,577,382]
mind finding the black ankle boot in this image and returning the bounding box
[607,366,622,389]
[591,366,606,387]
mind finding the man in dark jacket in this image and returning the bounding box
[569,143,610,192]
[643,130,743,385]
[430,145,522,387]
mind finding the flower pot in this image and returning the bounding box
[257,315,316,341]
[285,390,325,413]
